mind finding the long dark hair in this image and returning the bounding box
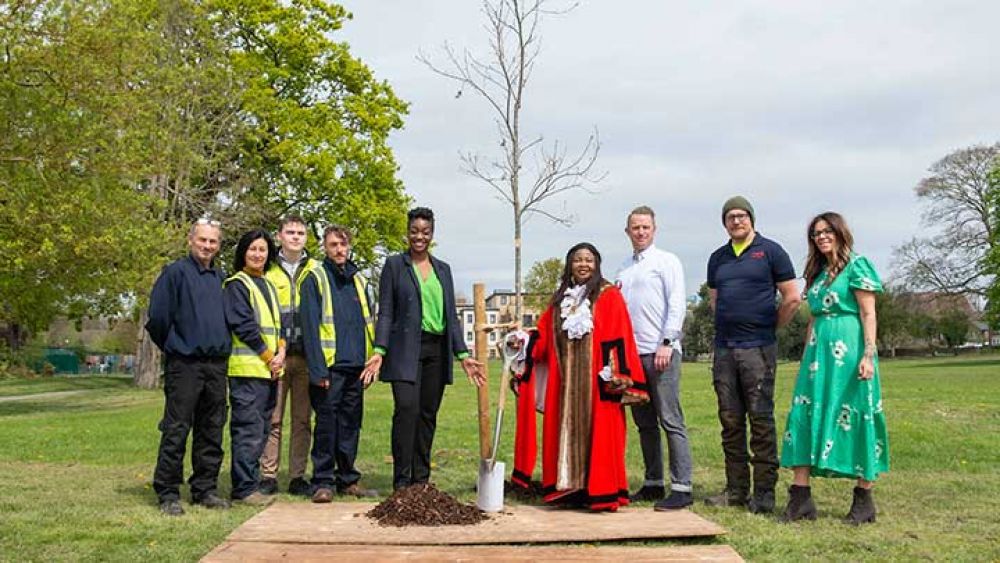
[233,228,278,273]
[803,212,854,288]
[550,242,604,307]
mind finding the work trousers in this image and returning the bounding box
[229,377,277,499]
[309,366,364,489]
[390,332,447,490]
[630,349,693,492]
[260,353,311,481]
[711,345,779,495]
[153,355,228,503]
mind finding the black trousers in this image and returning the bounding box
[711,345,779,494]
[309,366,364,489]
[390,332,446,490]
[153,355,228,503]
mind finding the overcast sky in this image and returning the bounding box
[338,0,1000,299]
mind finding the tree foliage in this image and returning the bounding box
[985,162,1000,328]
[775,303,811,361]
[874,286,912,357]
[1,0,410,357]
[0,0,172,347]
[682,283,714,359]
[523,257,562,310]
[893,143,999,298]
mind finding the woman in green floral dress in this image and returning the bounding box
[779,212,888,525]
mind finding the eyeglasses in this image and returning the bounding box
[725,212,750,223]
[811,227,835,239]
[195,218,221,227]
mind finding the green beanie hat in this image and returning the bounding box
[722,196,754,225]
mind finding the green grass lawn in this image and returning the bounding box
[1,356,998,561]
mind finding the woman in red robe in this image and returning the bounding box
[512,242,648,511]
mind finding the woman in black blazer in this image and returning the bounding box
[361,207,485,490]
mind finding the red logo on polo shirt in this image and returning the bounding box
[751,251,765,259]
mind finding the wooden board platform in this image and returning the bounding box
[203,543,743,562]
[225,502,726,545]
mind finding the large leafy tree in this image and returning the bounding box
[213,0,410,264]
[0,1,171,349]
[1,1,411,380]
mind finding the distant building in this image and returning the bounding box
[456,304,501,359]
[455,288,546,359]
[485,289,545,328]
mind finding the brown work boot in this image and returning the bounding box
[312,487,334,503]
[704,489,748,508]
[339,482,379,498]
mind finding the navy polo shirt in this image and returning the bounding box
[707,233,796,348]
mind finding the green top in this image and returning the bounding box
[371,261,469,360]
[415,263,445,334]
[731,239,750,257]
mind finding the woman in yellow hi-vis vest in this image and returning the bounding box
[223,229,285,505]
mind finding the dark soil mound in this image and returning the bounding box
[367,483,486,527]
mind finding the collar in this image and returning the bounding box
[278,249,308,265]
[187,253,217,274]
[325,257,358,279]
[632,243,656,263]
[729,231,761,250]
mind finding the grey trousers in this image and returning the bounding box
[630,349,693,492]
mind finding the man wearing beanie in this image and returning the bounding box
[705,196,800,514]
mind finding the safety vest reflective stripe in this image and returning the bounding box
[225,271,281,379]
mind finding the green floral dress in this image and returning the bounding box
[780,254,889,481]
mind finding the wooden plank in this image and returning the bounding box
[226,502,726,545]
[203,542,743,562]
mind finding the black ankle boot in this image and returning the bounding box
[845,486,876,525]
[779,485,817,522]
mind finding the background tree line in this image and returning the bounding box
[0,1,411,381]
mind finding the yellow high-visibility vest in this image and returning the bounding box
[225,272,281,379]
[309,266,375,367]
[264,257,319,314]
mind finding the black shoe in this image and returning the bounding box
[288,477,312,497]
[704,489,748,507]
[629,485,666,502]
[779,485,817,522]
[845,486,876,525]
[259,477,278,495]
[159,499,184,516]
[194,493,231,509]
[654,491,693,511]
[748,489,775,514]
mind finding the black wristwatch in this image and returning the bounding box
[662,338,672,347]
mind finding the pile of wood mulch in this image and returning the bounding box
[366,483,486,527]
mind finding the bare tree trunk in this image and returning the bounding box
[133,309,161,389]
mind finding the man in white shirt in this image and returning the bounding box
[615,206,694,510]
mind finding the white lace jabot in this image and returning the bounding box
[560,285,593,340]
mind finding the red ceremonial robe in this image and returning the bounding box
[513,282,647,511]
